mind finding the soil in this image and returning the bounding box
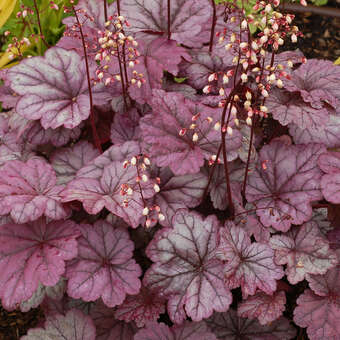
[283,0,340,60]
[0,1,339,339]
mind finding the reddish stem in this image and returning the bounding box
[117,0,121,15]
[73,6,102,152]
[280,3,340,18]
[104,0,108,21]
[202,81,242,205]
[33,0,49,48]
[221,101,235,218]
[167,0,171,39]
[209,0,217,53]
[241,50,275,199]
[116,45,128,111]
[201,144,222,203]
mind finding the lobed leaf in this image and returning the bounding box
[217,223,283,298]
[22,309,96,340]
[0,159,68,223]
[8,47,110,129]
[144,209,232,323]
[294,266,340,340]
[66,220,142,308]
[246,141,325,231]
[270,221,338,284]
[0,219,80,310]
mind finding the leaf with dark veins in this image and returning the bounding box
[143,209,232,324]
[146,167,208,227]
[237,291,286,325]
[217,223,283,298]
[114,286,166,327]
[269,222,338,284]
[266,89,332,130]
[51,141,100,185]
[128,36,190,105]
[246,141,325,231]
[0,219,80,310]
[289,114,340,148]
[21,309,96,340]
[61,141,156,228]
[284,59,340,110]
[294,266,340,340]
[134,321,217,340]
[66,220,142,308]
[140,90,241,175]
[318,151,340,204]
[205,310,297,340]
[120,0,211,47]
[0,159,68,223]
[87,300,138,340]
[8,47,110,129]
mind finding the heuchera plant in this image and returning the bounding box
[0,0,339,339]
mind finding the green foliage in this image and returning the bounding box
[0,0,77,57]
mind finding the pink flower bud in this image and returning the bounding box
[241,73,248,83]
[208,73,216,82]
[203,85,211,94]
[179,128,187,136]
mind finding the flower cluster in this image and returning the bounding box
[123,155,164,227]
[95,15,144,88]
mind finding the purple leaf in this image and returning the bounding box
[294,266,340,340]
[237,291,286,325]
[110,108,141,145]
[21,309,96,340]
[289,114,340,148]
[284,59,340,110]
[134,321,217,340]
[144,209,232,323]
[6,111,82,147]
[128,36,190,104]
[8,47,110,129]
[23,121,82,147]
[146,167,208,227]
[66,220,142,308]
[207,163,243,211]
[269,221,338,284]
[114,286,165,327]
[87,300,137,340]
[120,0,211,47]
[266,89,331,130]
[0,119,34,167]
[0,69,19,109]
[242,213,272,243]
[51,141,100,185]
[205,310,297,340]
[61,142,156,228]
[20,278,66,312]
[318,151,340,204]
[0,219,80,310]
[140,90,241,175]
[246,141,325,231]
[0,159,68,223]
[179,50,234,93]
[216,223,283,298]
